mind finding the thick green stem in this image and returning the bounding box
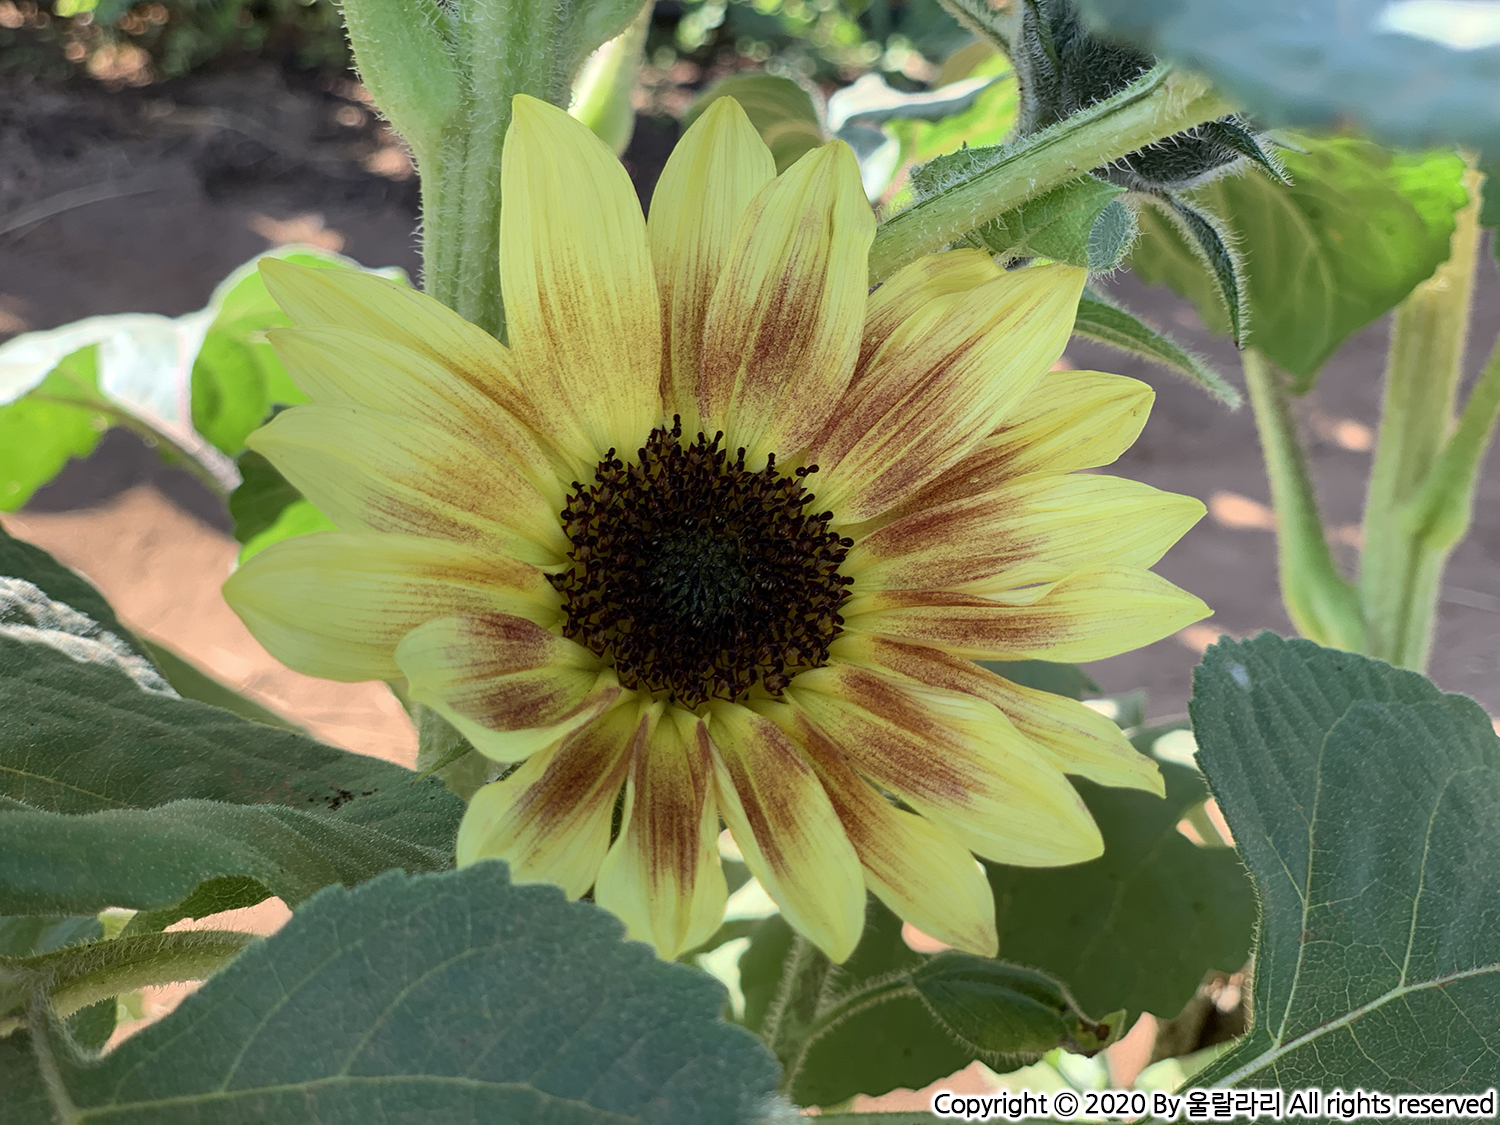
[342,0,647,334]
[0,931,253,1026]
[1360,168,1484,670]
[1243,349,1366,651]
[868,68,1231,284]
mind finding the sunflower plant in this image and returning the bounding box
[2,0,1498,1119]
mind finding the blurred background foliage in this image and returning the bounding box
[0,0,972,92]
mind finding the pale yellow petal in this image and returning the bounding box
[267,326,564,509]
[846,472,1206,595]
[223,532,549,682]
[856,248,1003,374]
[394,612,619,763]
[500,95,661,464]
[898,370,1156,510]
[646,96,776,433]
[247,403,568,566]
[456,702,637,896]
[258,258,532,422]
[766,700,997,956]
[696,141,874,465]
[785,663,1103,867]
[815,263,1086,522]
[846,566,1211,662]
[595,706,727,959]
[708,701,866,962]
[833,634,1163,795]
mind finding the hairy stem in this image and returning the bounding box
[867,68,1231,284]
[1360,167,1484,669]
[342,0,647,333]
[1243,349,1365,651]
[1,931,253,1026]
[28,1000,80,1125]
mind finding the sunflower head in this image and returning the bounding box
[225,93,1209,963]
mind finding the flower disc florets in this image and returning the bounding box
[549,418,853,707]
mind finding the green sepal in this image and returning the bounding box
[1073,287,1240,406]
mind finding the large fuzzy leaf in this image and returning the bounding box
[10,865,780,1125]
[1078,0,1500,156]
[1190,633,1500,1088]
[0,632,460,923]
[1130,135,1466,387]
[984,759,1255,1024]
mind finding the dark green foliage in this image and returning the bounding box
[1072,289,1238,405]
[1191,634,1500,1087]
[228,449,304,545]
[985,761,1255,1023]
[13,866,781,1125]
[1078,0,1500,156]
[739,904,1114,1108]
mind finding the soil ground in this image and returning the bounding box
[3,62,1497,725]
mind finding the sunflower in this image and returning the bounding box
[225,94,1209,963]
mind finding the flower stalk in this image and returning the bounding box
[1359,166,1487,670]
[867,67,1232,284]
[340,0,649,338]
[1242,348,1366,653]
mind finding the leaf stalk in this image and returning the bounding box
[1360,166,1492,670]
[868,67,1232,284]
[1242,348,1366,652]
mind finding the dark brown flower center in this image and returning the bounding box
[549,418,853,707]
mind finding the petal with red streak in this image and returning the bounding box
[223,531,554,682]
[696,141,873,465]
[833,633,1163,795]
[708,702,866,962]
[595,706,727,959]
[762,700,998,956]
[457,701,639,896]
[395,612,619,762]
[845,566,1211,662]
[785,663,1102,867]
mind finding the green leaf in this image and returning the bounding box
[1076,0,1500,156]
[953,175,1131,272]
[0,915,102,959]
[687,74,825,173]
[0,635,461,923]
[237,498,338,562]
[1072,289,1239,407]
[19,865,780,1125]
[0,796,459,919]
[1189,633,1500,1088]
[984,761,1255,1024]
[1148,194,1246,346]
[1130,136,1468,387]
[0,246,403,510]
[228,449,303,544]
[136,637,301,731]
[3,519,295,730]
[191,248,390,457]
[0,518,135,645]
[740,905,1116,1108]
[1,930,253,1025]
[888,51,1019,179]
[0,348,109,512]
[0,1032,50,1121]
